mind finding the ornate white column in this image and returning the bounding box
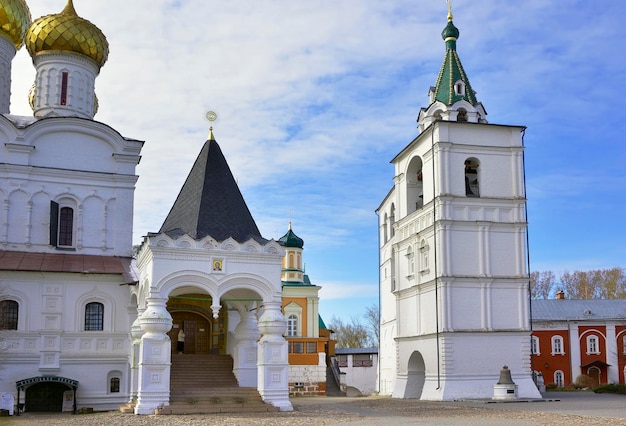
[257,301,292,411]
[135,297,172,415]
[128,307,145,404]
[232,303,260,387]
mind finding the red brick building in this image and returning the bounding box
[531,299,626,388]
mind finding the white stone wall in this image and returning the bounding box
[0,270,134,410]
[0,117,142,256]
[288,365,326,396]
[340,354,378,396]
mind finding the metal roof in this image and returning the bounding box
[0,250,134,281]
[531,299,626,321]
[159,139,265,243]
[335,348,378,355]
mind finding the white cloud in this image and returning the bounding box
[8,1,626,318]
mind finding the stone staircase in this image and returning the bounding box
[121,354,279,415]
[326,366,346,397]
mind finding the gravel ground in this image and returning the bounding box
[3,395,626,426]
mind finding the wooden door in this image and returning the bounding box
[183,320,196,354]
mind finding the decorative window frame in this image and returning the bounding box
[531,335,540,356]
[78,292,114,332]
[50,198,79,249]
[586,335,600,355]
[0,299,19,331]
[419,240,430,274]
[551,335,564,355]
[284,302,302,337]
[107,370,123,394]
[405,245,415,278]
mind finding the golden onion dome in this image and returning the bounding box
[0,0,32,49]
[25,0,108,68]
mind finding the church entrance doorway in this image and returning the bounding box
[25,382,68,412]
[167,293,227,355]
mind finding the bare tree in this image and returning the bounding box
[530,270,555,299]
[561,270,601,299]
[327,315,373,349]
[363,304,380,347]
[597,267,626,299]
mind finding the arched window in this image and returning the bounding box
[287,314,298,337]
[586,335,599,355]
[454,80,466,97]
[554,370,564,388]
[0,300,18,330]
[50,201,75,248]
[531,336,540,355]
[110,377,120,393]
[389,204,395,238]
[457,109,468,122]
[623,336,626,354]
[551,335,564,355]
[107,370,122,394]
[85,302,104,331]
[464,158,480,197]
[59,207,74,246]
[406,156,424,214]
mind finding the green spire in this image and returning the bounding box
[278,221,304,248]
[432,13,478,106]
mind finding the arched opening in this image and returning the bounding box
[464,158,480,197]
[167,294,221,355]
[406,156,424,214]
[390,204,396,237]
[457,108,468,122]
[406,351,426,398]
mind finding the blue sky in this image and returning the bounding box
[10,1,626,323]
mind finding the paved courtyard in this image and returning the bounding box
[3,392,625,425]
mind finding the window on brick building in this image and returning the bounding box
[551,336,564,355]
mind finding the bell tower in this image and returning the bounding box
[377,6,541,400]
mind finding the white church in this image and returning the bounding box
[0,0,301,414]
[376,8,542,400]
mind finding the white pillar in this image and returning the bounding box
[128,308,144,403]
[257,301,293,411]
[135,297,172,415]
[569,323,581,384]
[233,304,260,387]
[606,324,618,384]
